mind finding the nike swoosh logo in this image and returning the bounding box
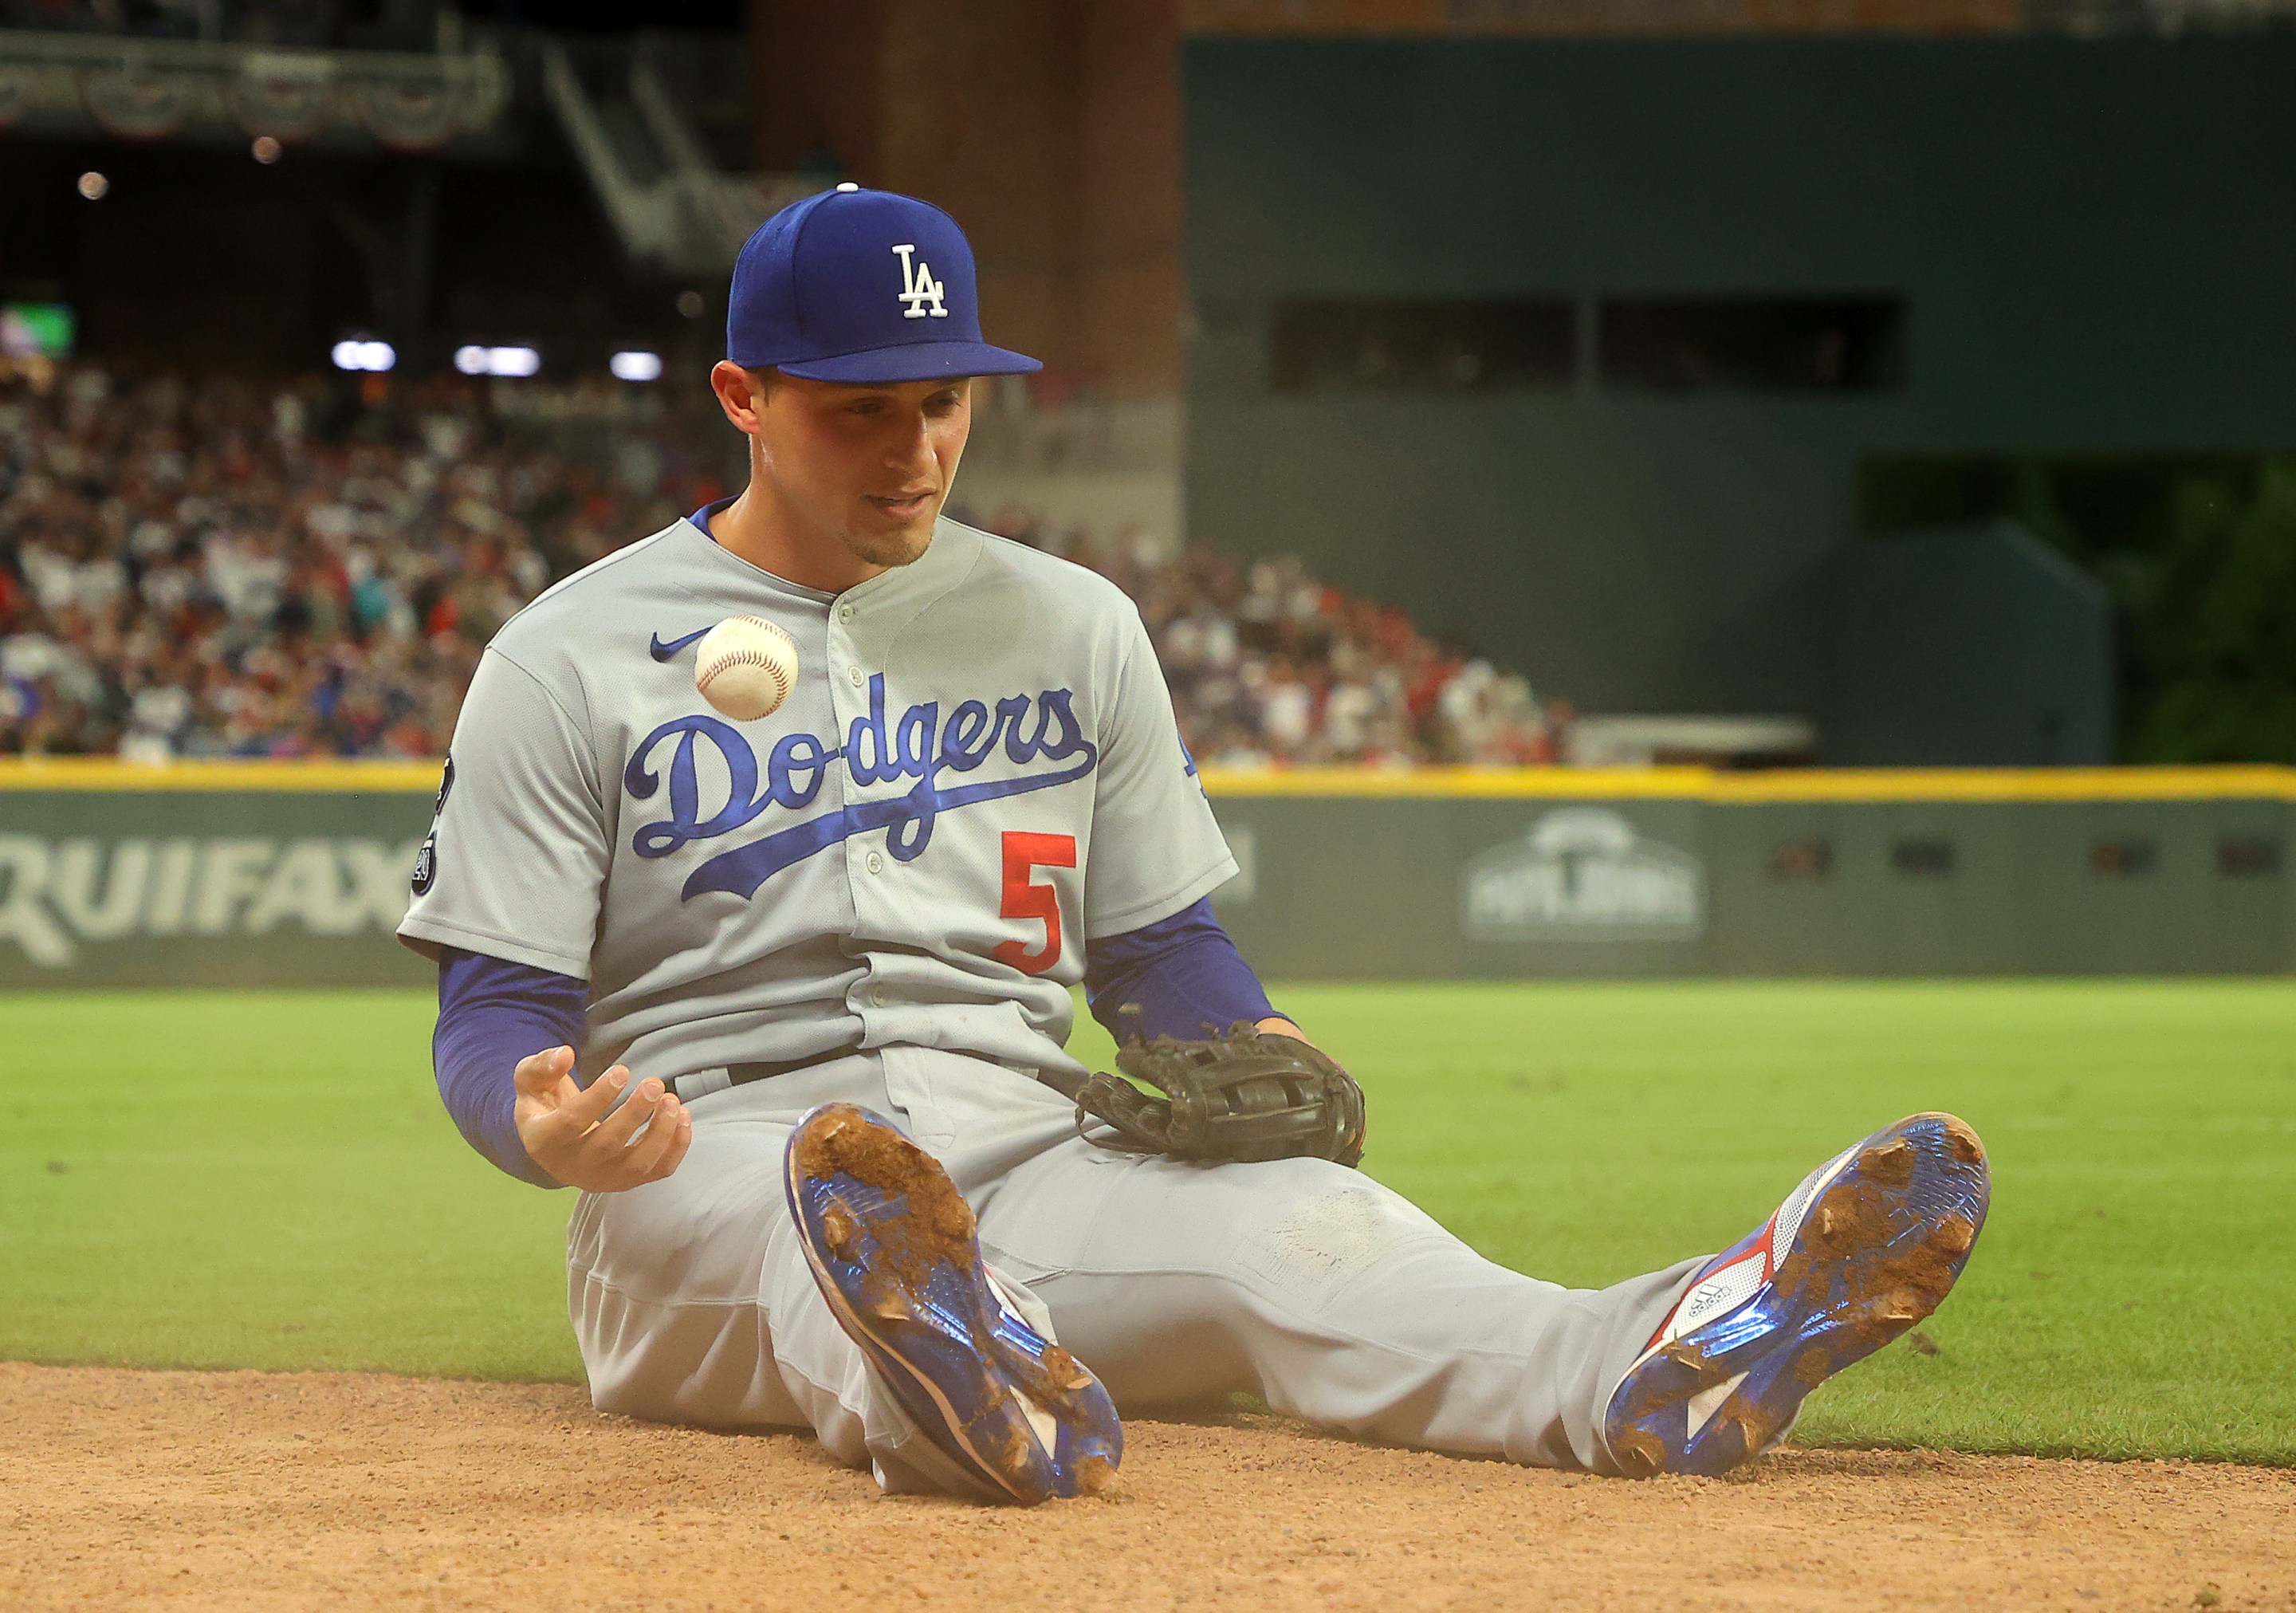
[648,627,713,662]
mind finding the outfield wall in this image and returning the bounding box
[0,761,2289,988]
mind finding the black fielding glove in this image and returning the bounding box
[1067,1025,1367,1168]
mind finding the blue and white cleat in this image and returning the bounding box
[1602,1111,1991,1479]
[784,1103,1122,1505]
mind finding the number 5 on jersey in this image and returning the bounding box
[994,831,1076,976]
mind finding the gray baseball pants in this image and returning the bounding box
[567,1046,1702,1499]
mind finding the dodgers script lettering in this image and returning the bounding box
[623,674,1098,901]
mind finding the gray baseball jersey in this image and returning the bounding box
[397,513,1236,1090]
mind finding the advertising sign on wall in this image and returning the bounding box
[0,767,2288,985]
[0,834,419,969]
[0,780,435,987]
[1458,808,1705,943]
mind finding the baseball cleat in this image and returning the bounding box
[1602,1111,1991,1479]
[783,1102,1122,1505]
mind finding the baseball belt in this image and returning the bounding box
[671,1045,863,1104]
[667,1047,1063,1105]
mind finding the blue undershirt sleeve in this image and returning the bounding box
[1082,896,1280,1045]
[434,946,588,1189]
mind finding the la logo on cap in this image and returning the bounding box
[893,244,948,320]
[724,184,1040,382]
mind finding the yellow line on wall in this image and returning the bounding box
[1197,766,1722,798]
[1,758,2291,802]
[1700,767,2296,803]
[1198,765,2296,802]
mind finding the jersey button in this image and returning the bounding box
[839,604,853,622]
[864,850,884,875]
[847,665,864,687]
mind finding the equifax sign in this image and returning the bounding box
[0,836,419,966]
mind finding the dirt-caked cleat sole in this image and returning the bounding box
[1602,1111,1991,1480]
[782,1102,1122,1505]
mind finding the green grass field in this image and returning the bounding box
[3,982,2291,1464]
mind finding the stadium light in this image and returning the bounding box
[330,339,396,373]
[252,136,282,164]
[454,344,541,378]
[609,350,663,383]
[77,171,109,200]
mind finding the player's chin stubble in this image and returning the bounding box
[842,510,938,569]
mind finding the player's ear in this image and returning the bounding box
[708,362,778,433]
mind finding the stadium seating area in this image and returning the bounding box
[957,506,1560,769]
[0,364,1563,765]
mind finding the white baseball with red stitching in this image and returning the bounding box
[694,615,799,722]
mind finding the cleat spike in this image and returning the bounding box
[821,1202,861,1259]
[1856,1138,1917,1186]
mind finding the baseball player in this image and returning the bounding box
[400,185,1991,1505]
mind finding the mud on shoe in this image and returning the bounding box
[1602,1111,1991,1480]
[783,1102,1122,1505]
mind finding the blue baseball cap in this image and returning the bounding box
[725,185,1042,384]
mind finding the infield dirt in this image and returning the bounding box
[2,1364,2290,1611]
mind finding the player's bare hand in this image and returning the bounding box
[513,1046,693,1193]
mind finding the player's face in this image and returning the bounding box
[751,372,972,569]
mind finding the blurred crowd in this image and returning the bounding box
[0,364,718,759]
[0,362,1564,766]
[959,507,1562,768]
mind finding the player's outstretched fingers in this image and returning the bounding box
[619,1096,693,1186]
[581,1084,685,1190]
[512,1045,580,1103]
[594,1076,670,1152]
[515,1057,627,1178]
[516,1048,628,1138]
[560,1067,632,1143]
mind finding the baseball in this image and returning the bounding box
[694,615,799,722]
